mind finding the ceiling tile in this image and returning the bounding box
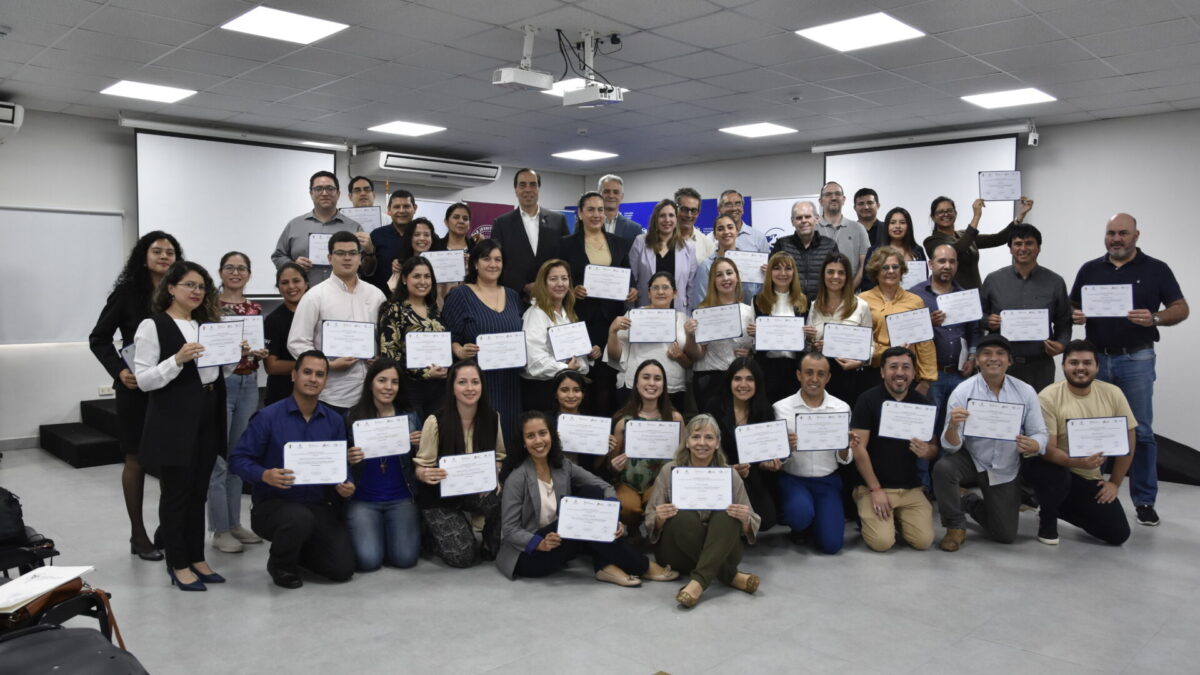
[602,65,687,90]
[316,28,440,62]
[413,0,565,24]
[822,71,914,95]
[651,50,753,78]
[606,32,700,65]
[1006,59,1117,85]
[704,68,800,93]
[651,10,781,49]
[151,49,262,78]
[237,65,341,90]
[173,31,299,64]
[12,63,105,91]
[272,48,384,78]
[736,0,879,29]
[133,65,227,91]
[1074,18,1200,58]
[578,0,722,29]
[1037,0,1184,38]
[715,32,831,67]
[60,103,123,119]
[1092,101,1176,119]
[795,95,880,115]
[1026,76,1138,99]
[394,46,506,76]
[505,5,635,36]
[181,92,274,114]
[2,20,75,48]
[451,27,561,62]
[850,37,964,69]
[1105,42,1200,75]
[756,82,846,104]
[208,79,305,101]
[55,28,173,62]
[107,0,250,25]
[279,91,372,113]
[859,84,949,105]
[3,0,103,26]
[649,79,733,102]
[1151,82,1200,101]
[352,62,446,89]
[80,6,209,45]
[155,103,241,122]
[27,48,139,78]
[935,17,1063,55]
[418,76,510,101]
[934,72,1024,96]
[1124,66,1200,88]
[890,0,1033,34]
[1033,111,1097,126]
[976,40,1095,71]
[894,57,998,84]
[1067,89,1165,111]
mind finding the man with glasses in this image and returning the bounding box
[716,189,769,254]
[598,174,643,242]
[273,171,376,286]
[675,187,715,261]
[287,231,385,414]
[347,176,375,207]
[816,181,871,290]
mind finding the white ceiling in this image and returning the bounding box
[3,0,1200,173]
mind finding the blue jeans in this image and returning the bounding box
[208,371,256,532]
[1098,350,1157,506]
[777,472,845,554]
[919,369,965,489]
[346,498,421,571]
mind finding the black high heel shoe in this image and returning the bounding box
[190,565,226,583]
[130,538,164,561]
[167,565,206,592]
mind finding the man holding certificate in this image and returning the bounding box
[272,171,375,287]
[935,335,1047,552]
[1023,340,1136,546]
[230,351,356,589]
[1069,213,1188,527]
[850,347,938,552]
[288,231,386,414]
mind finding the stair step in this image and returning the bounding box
[80,398,121,438]
[39,423,123,468]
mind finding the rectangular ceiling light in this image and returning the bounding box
[100,80,196,103]
[542,78,630,96]
[552,149,618,161]
[720,122,797,138]
[796,12,924,52]
[221,6,348,45]
[962,87,1056,109]
[368,120,446,137]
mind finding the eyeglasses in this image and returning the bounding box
[176,281,207,292]
[330,249,361,258]
[880,264,902,272]
[310,185,338,194]
[676,206,699,215]
[221,265,249,273]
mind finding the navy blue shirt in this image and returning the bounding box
[908,279,981,368]
[368,224,411,296]
[346,411,418,503]
[1069,249,1183,348]
[230,396,347,504]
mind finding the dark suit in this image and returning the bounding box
[610,214,644,243]
[491,207,569,298]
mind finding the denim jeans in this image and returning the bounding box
[1098,350,1157,506]
[346,498,421,571]
[918,369,965,489]
[777,472,845,554]
[208,371,256,532]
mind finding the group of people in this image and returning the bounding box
[88,168,1187,609]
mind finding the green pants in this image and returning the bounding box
[654,510,743,590]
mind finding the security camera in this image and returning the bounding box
[1027,132,1039,147]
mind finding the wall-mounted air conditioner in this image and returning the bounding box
[0,103,25,144]
[351,151,501,188]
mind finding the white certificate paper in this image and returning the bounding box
[624,419,681,460]
[352,416,411,459]
[1081,284,1133,318]
[284,440,347,485]
[822,323,873,361]
[978,170,1022,201]
[963,399,1025,441]
[548,321,592,361]
[308,233,332,266]
[1066,417,1131,457]
[556,497,620,542]
[321,320,375,359]
[754,316,806,352]
[628,308,677,343]
[1000,309,1049,342]
[196,320,243,368]
[557,414,611,456]
[421,250,466,284]
[583,265,631,301]
[878,401,937,441]
[936,288,982,326]
[734,420,790,463]
[476,331,527,370]
[221,314,265,351]
[794,412,851,452]
[340,206,383,231]
[886,307,934,346]
[0,566,95,614]
[671,467,733,510]
[693,303,743,343]
[439,450,497,497]
[723,250,768,285]
[902,261,929,290]
[405,331,453,369]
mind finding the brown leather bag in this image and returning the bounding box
[0,578,83,630]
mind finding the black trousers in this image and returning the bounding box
[757,354,798,406]
[405,374,445,420]
[1008,355,1055,393]
[157,386,221,570]
[586,362,620,418]
[250,500,355,581]
[1022,458,1130,545]
[520,377,556,416]
[513,522,650,578]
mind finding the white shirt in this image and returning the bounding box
[287,274,386,408]
[765,294,799,359]
[537,478,557,528]
[773,390,853,478]
[694,303,755,373]
[609,309,689,393]
[133,317,233,389]
[807,297,872,341]
[603,217,616,235]
[686,228,715,262]
[521,304,591,381]
[520,208,540,254]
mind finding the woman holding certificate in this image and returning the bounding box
[684,258,756,411]
[442,240,523,446]
[379,256,448,418]
[752,251,809,404]
[344,359,423,571]
[436,204,472,303]
[690,214,760,309]
[89,230,183,561]
[860,207,926,292]
[134,261,246,591]
[806,252,873,406]
[645,414,761,609]
[607,359,685,533]
[707,357,781,532]
[557,192,635,417]
[629,199,698,316]
[263,263,308,406]
[606,271,691,411]
[497,411,678,584]
[859,247,937,394]
[383,218,439,295]
[211,251,270,554]
[521,259,599,413]
[921,195,1032,289]
[413,360,505,567]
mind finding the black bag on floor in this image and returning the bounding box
[0,487,26,547]
[0,624,147,674]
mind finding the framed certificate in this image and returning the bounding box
[556,414,611,456]
[733,420,790,463]
[754,316,806,352]
[936,288,982,326]
[220,314,265,351]
[878,401,936,441]
[284,441,347,485]
[583,265,631,301]
[1000,309,1049,342]
[476,331,527,370]
[962,399,1024,441]
[821,323,872,362]
[1081,284,1133,318]
[623,420,680,460]
[693,303,743,343]
[439,450,497,497]
[321,320,375,359]
[421,250,467,284]
[196,321,243,368]
[885,307,934,346]
[339,206,383,231]
[794,412,851,451]
[556,497,620,542]
[628,308,677,344]
[405,331,453,369]
[1066,417,1131,457]
[723,250,768,285]
[352,416,411,459]
[547,321,592,361]
[671,467,733,510]
[978,170,1021,201]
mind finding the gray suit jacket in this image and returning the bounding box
[611,214,644,242]
[496,459,616,578]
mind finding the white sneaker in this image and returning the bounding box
[229,526,262,544]
[212,531,244,553]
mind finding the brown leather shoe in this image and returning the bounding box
[676,586,699,608]
[940,528,966,552]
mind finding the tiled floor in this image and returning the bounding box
[3,446,1196,674]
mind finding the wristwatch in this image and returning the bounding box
[1152,313,1161,326]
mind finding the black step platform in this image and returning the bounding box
[79,399,120,438]
[38,423,122,468]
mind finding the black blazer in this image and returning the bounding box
[557,231,633,348]
[491,208,569,297]
[89,284,152,382]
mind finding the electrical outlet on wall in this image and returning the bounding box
[98,385,115,397]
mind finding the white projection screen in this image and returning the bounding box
[824,136,1018,278]
[136,132,335,296]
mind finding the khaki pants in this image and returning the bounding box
[615,483,652,530]
[853,486,934,552]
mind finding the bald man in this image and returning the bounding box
[1069,213,1188,526]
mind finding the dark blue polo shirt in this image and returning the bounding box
[1069,248,1183,348]
[230,396,347,504]
[368,224,411,296]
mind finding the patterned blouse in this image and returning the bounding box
[378,300,445,380]
[616,412,668,494]
[221,299,262,373]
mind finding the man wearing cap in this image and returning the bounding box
[934,334,1047,551]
